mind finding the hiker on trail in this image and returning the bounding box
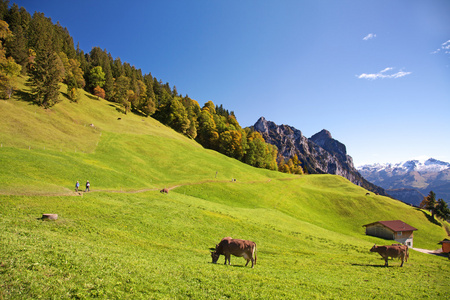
[75,181,80,192]
[85,180,90,192]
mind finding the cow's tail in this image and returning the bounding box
[253,244,257,265]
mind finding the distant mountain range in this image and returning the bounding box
[358,159,450,206]
[253,117,387,196]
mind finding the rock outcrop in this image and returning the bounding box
[253,117,387,196]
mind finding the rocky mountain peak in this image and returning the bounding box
[311,129,332,141]
[254,117,269,134]
[252,117,387,196]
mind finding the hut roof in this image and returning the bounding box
[363,220,418,232]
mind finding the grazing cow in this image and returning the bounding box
[160,188,169,194]
[370,244,407,267]
[211,237,257,268]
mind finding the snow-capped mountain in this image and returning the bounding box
[359,158,450,174]
[358,158,450,206]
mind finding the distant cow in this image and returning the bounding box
[211,237,257,268]
[160,188,169,194]
[370,244,407,267]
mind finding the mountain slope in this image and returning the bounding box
[1,83,449,299]
[253,117,387,196]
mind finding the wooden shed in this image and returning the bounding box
[363,220,418,247]
[438,239,450,253]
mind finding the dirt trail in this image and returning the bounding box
[410,247,447,257]
[0,178,280,197]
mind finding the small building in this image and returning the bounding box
[438,239,450,253]
[363,220,418,247]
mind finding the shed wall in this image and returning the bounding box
[365,224,394,240]
[442,242,450,253]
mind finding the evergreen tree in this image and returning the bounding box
[112,57,124,78]
[113,75,131,113]
[435,199,450,220]
[141,74,156,116]
[420,191,437,219]
[0,0,9,20]
[28,50,64,108]
[28,12,54,54]
[4,4,30,71]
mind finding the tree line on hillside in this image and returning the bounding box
[0,1,307,172]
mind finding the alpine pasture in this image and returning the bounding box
[1,79,449,299]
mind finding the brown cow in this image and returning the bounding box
[211,237,257,268]
[392,244,409,262]
[160,188,169,194]
[370,244,407,267]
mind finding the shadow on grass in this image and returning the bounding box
[209,262,249,268]
[86,94,100,101]
[351,263,395,268]
[415,208,441,226]
[108,104,126,114]
[15,89,35,104]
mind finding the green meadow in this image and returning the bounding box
[0,79,449,299]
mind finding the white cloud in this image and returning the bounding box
[380,67,393,73]
[363,33,376,41]
[431,39,450,54]
[357,67,412,80]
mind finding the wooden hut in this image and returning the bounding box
[438,239,450,253]
[363,220,417,247]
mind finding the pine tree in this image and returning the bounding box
[420,191,437,219]
[435,199,450,220]
[4,4,30,71]
[28,50,64,108]
[28,12,54,54]
[113,75,131,113]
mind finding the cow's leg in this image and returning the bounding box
[400,253,404,267]
[224,254,230,265]
[245,259,250,266]
[250,258,254,268]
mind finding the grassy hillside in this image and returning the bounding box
[1,80,449,299]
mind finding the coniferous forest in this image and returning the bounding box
[0,1,296,172]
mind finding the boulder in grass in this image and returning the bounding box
[41,214,58,220]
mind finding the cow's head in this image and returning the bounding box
[211,251,220,263]
[370,244,377,252]
[210,244,220,263]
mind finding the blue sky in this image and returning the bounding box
[14,0,450,166]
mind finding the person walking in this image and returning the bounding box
[85,180,90,192]
[75,181,80,192]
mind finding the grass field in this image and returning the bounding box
[1,81,449,299]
